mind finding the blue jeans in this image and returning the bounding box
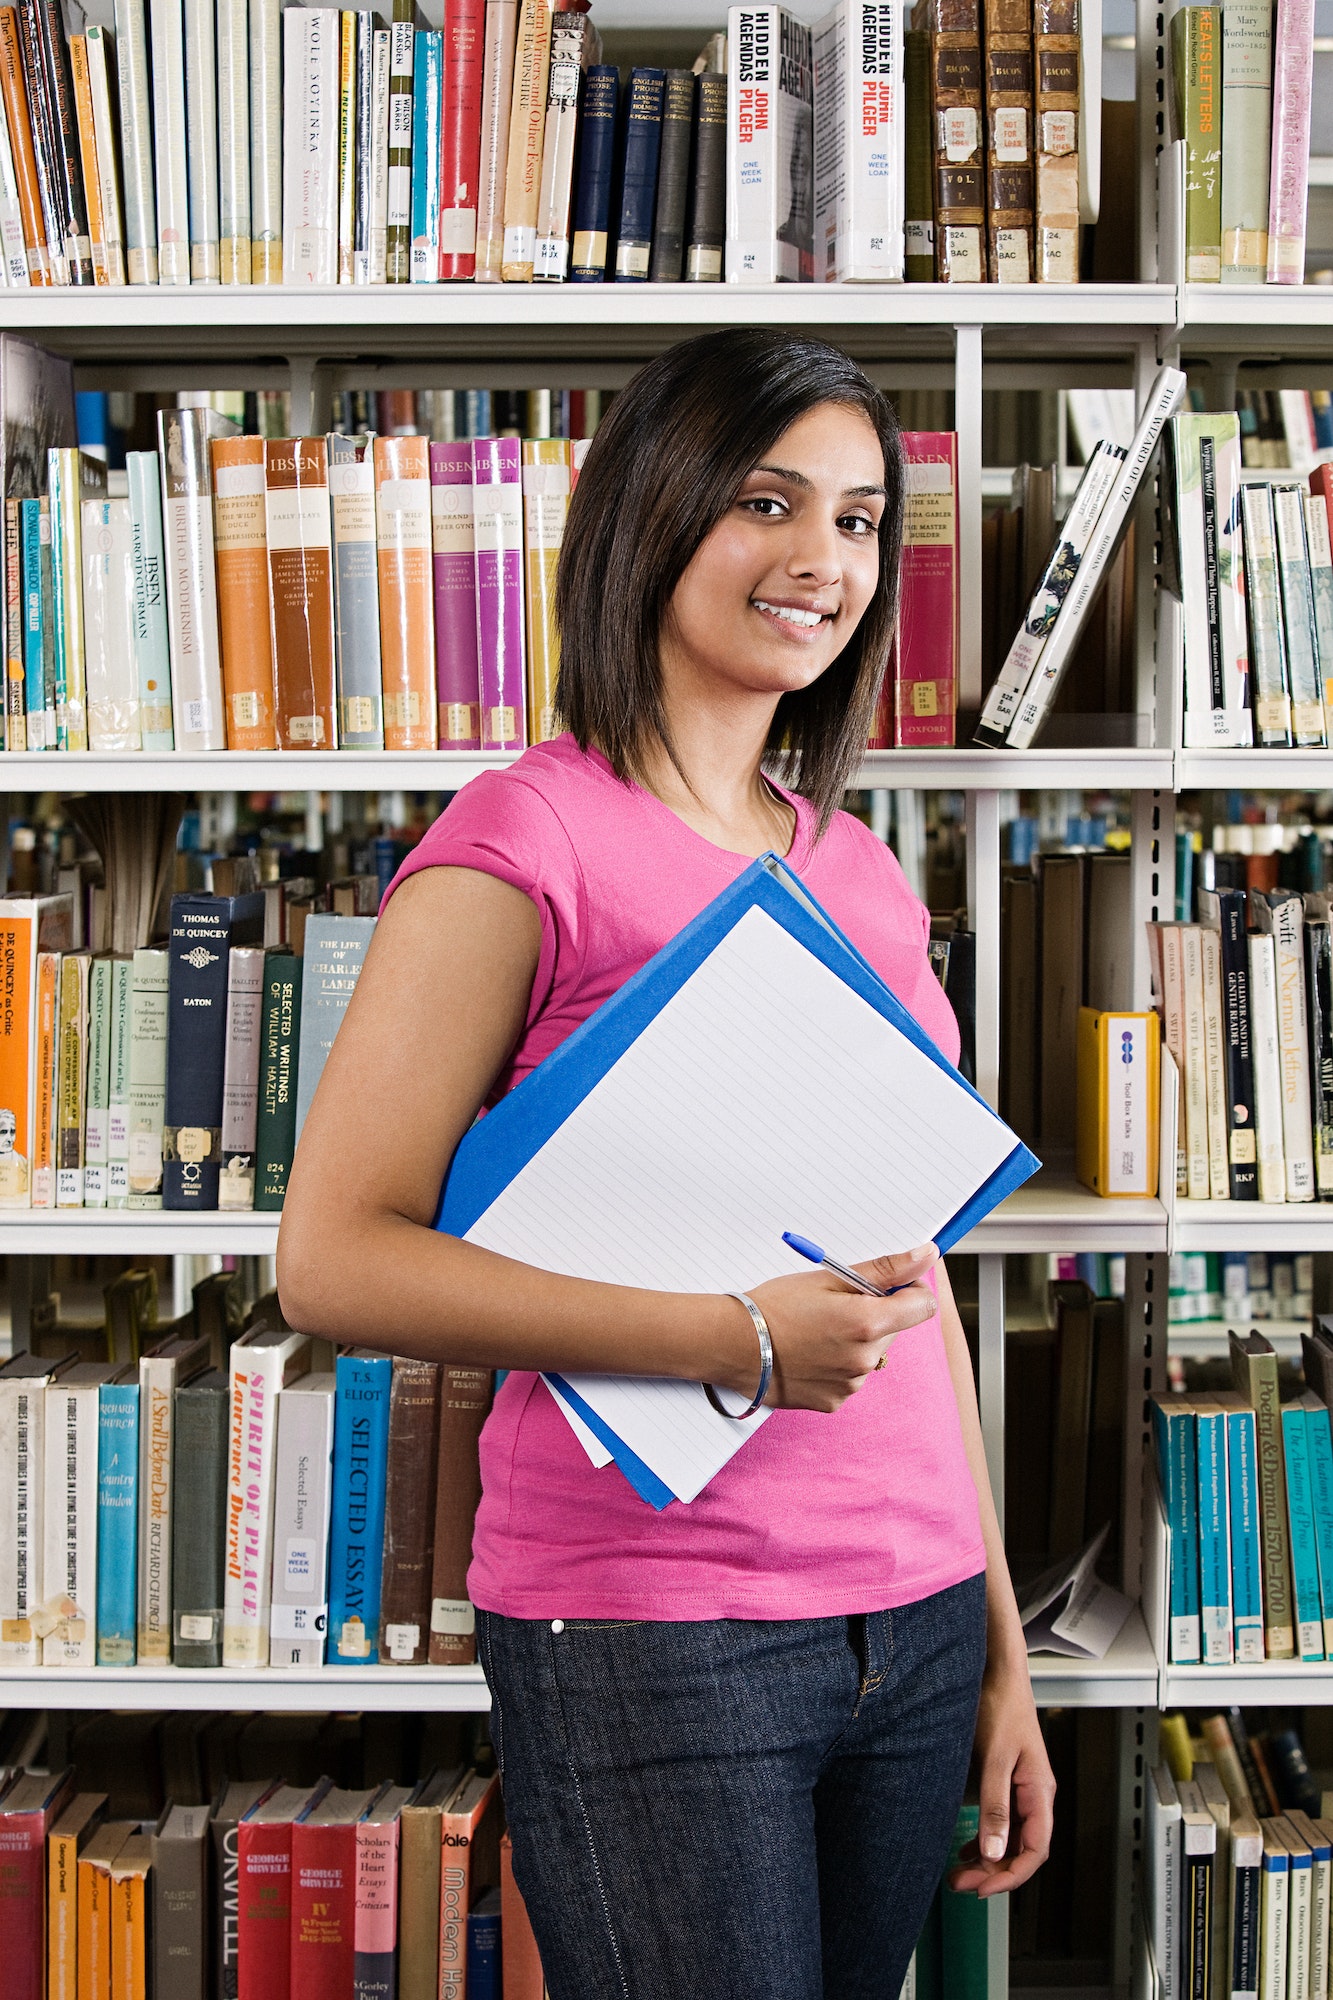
[476,1571,988,2000]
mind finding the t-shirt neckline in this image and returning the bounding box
[575,738,814,875]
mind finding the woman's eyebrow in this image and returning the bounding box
[749,463,887,499]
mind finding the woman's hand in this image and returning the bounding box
[949,1654,1056,1897]
[725,1243,941,1413]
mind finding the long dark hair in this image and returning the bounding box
[555,328,903,831]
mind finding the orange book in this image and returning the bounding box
[212,435,278,749]
[77,1822,134,2000]
[31,947,59,1208]
[265,437,338,751]
[0,9,49,282]
[438,1769,500,2000]
[47,1792,107,2000]
[0,896,71,1207]
[373,434,435,752]
[522,438,569,745]
[108,1835,151,2000]
[68,35,107,284]
[500,1832,545,2000]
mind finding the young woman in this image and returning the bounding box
[278,328,1054,2000]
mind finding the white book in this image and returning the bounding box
[1304,494,1333,739]
[41,1368,104,1666]
[283,7,341,285]
[1248,930,1288,1203]
[533,13,593,280]
[137,1336,206,1663]
[107,957,131,1207]
[1281,391,1318,475]
[1261,1827,1290,2000]
[1286,1823,1313,2000]
[726,6,815,282]
[0,83,26,285]
[1160,922,1188,1197]
[1199,925,1231,1200]
[149,0,192,284]
[82,500,141,752]
[157,405,231,753]
[1181,924,1211,1201]
[368,27,391,284]
[217,0,251,281]
[267,1373,336,1667]
[250,0,284,280]
[183,0,219,279]
[222,1326,311,1666]
[1171,414,1253,747]
[1145,1763,1181,2000]
[85,27,126,287]
[0,1358,62,1665]
[1269,892,1317,1201]
[113,0,158,282]
[219,944,264,1212]
[812,0,903,283]
[1006,365,1189,749]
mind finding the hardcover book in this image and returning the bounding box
[210,435,278,751]
[1231,1329,1295,1657]
[266,435,338,752]
[48,1791,108,2000]
[150,1804,209,2000]
[472,0,516,281]
[96,1372,137,1662]
[222,1324,312,1665]
[267,1372,336,1667]
[282,5,339,284]
[428,1363,492,1664]
[327,432,385,748]
[813,0,904,283]
[162,892,265,1211]
[612,66,666,281]
[42,1364,109,1666]
[157,406,237,752]
[569,63,618,280]
[522,437,569,745]
[430,439,481,748]
[1171,7,1222,281]
[255,947,301,1211]
[726,5,815,281]
[1267,0,1315,282]
[685,69,727,280]
[125,449,173,750]
[135,1327,210,1662]
[500,0,553,281]
[292,915,375,1146]
[237,1783,331,2000]
[326,1347,392,1664]
[410,28,443,282]
[440,0,485,277]
[892,432,959,745]
[472,437,526,751]
[379,1355,440,1665]
[1221,0,1272,281]
[1032,0,1079,281]
[374,433,435,751]
[219,944,265,1211]
[355,1787,409,1999]
[81,501,140,752]
[170,1366,229,1666]
[648,68,693,281]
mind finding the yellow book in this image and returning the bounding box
[68,36,108,285]
[1075,1005,1160,1197]
[48,1793,108,2000]
[1160,1711,1195,1784]
[522,437,569,743]
[109,1834,151,2000]
[56,950,90,1208]
[32,948,60,1208]
[338,11,357,284]
[78,1822,134,2000]
[500,0,554,280]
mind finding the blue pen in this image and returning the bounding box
[783,1231,889,1296]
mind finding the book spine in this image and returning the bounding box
[352,11,374,283]
[136,1354,176,1661]
[17,0,69,284]
[265,435,338,750]
[149,0,191,283]
[1196,1405,1233,1663]
[648,68,693,281]
[1305,1402,1333,1656]
[254,950,301,1210]
[1307,908,1333,1199]
[326,1350,391,1662]
[1221,0,1271,281]
[83,26,122,283]
[569,63,618,280]
[1177,416,1252,743]
[150,1818,208,1996]
[82,498,141,751]
[685,68,726,280]
[1241,480,1292,746]
[386,0,415,281]
[353,1817,399,2000]
[727,5,778,280]
[0,8,49,280]
[984,0,1034,286]
[428,1363,491,1664]
[522,438,568,746]
[183,0,218,278]
[374,433,435,750]
[249,0,282,280]
[35,0,91,282]
[107,958,131,1207]
[1236,1342,1296,1656]
[430,440,481,749]
[3,498,21,751]
[282,6,339,285]
[1228,1406,1265,1661]
[369,27,389,282]
[1182,923,1211,1198]
[338,11,356,284]
[83,953,111,1205]
[1248,931,1288,1203]
[127,946,168,1208]
[237,1822,295,1993]
[1283,1402,1326,1658]
[327,435,384,747]
[500,0,553,282]
[1304,493,1333,732]
[0,1376,46,1661]
[472,437,526,751]
[472,0,516,282]
[409,28,441,282]
[172,1377,227,1665]
[20,499,48,749]
[1272,890,1317,1200]
[30,946,57,1206]
[42,1379,98,1664]
[1200,926,1232,1199]
[163,899,248,1211]
[54,949,88,1206]
[268,1384,334,1666]
[1172,7,1222,281]
[821,1,903,282]
[1267,0,1315,282]
[217,0,249,281]
[1218,888,1259,1197]
[439,0,484,277]
[291,1822,356,1999]
[47,448,88,751]
[378,1355,440,1665]
[219,945,265,1210]
[211,435,277,750]
[929,0,986,283]
[69,35,106,283]
[903,25,934,279]
[1273,482,1326,743]
[292,917,374,1142]
[222,1349,284,1664]
[1154,1400,1202,1660]
[125,451,174,750]
[158,409,227,750]
[613,68,666,281]
[109,0,155,281]
[893,433,958,745]
[0,910,33,1205]
[1033,0,1079,281]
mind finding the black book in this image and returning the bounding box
[254,948,302,1212]
[1305,894,1333,1199]
[211,1778,272,2000]
[162,892,265,1210]
[15,0,67,278]
[1209,889,1259,1199]
[171,1368,230,1668]
[648,69,695,281]
[34,0,91,283]
[569,64,619,283]
[1265,1726,1321,1815]
[684,69,726,281]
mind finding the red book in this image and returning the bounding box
[500,1832,546,2000]
[1,1769,75,2000]
[439,1769,500,2000]
[440,0,486,278]
[237,1782,329,2000]
[892,431,960,747]
[290,1786,378,2000]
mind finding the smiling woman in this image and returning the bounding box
[276,328,1054,2000]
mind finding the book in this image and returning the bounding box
[355,1786,408,2000]
[1033,0,1079,281]
[291,1786,378,1998]
[222,1324,311,1666]
[378,1356,439,1665]
[267,1372,335,1668]
[126,945,168,1208]
[1220,0,1272,282]
[927,0,986,283]
[219,944,265,1210]
[440,0,484,279]
[125,450,173,751]
[96,1372,137,1663]
[283,7,340,285]
[1145,1764,1181,2000]
[903,24,934,279]
[813,0,903,283]
[1167,413,1251,746]
[1153,1391,1201,1662]
[108,1832,151,1999]
[648,68,694,282]
[1231,1329,1295,1658]
[170,1366,228,1666]
[254,947,301,1211]
[500,0,553,282]
[374,433,434,751]
[4,1770,74,2000]
[1304,494,1333,735]
[430,440,481,749]
[569,62,618,280]
[68,35,105,284]
[398,1769,461,2000]
[1074,1005,1160,1196]
[351,11,376,284]
[292,915,374,1144]
[47,445,104,751]
[150,1803,208,2000]
[327,1348,391,1663]
[1273,482,1326,745]
[1248,925,1287,1203]
[77,1821,134,2000]
[427,1363,491,1665]
[20,497,51,750]
[726,5,815,281]
[1301,1394,1333,1657]
[162,892,265,1211]
[238,1783,331,2000]
[1240,480,1292,746]
[83,954,111,1204]
[148,0,189,282]
[1268,890,1317,1200]
[686,68,727,280]
[1306,894,1333,1198]
[1196,1400,1232,1663]
[1283,1399,1326,1659]
[501,1833,544,2000]
[135,1328,209,1662]
[216,0,249,282]
[522,437,568,746]
[1219,1395,1265,1662]
[326,432,384,748]
[16,0,69,286]
[266,436,338,752]
[211,435,278,751]
[182,0,217,279]
[473,0,517,282]
[613,67,666,281]
[439,1769,501,1999]
[158,406,236,753]
[467,1887,502,1999]
[85,28,125,286]
[109,0,155,283]
[1171,7,1222,282]
[48,1791,108,2000]
[337,12,356,286]
[533,6,588,281]
[42,1364,108,1666]
[0,8,48,281]
[0,895,72,1209]
[409,28,442,283]
[212,1780,272,2000]
[1289,1808,1332,2000]
[82,502,141,753]
[473,436,526,750]
[1178,1780,1217,1998]
[249,0,283,280]
[54,948,88,1206]
[36,0,92,284]
[1267,0,1315,282]
[30,946,57,1207]
[893,432,959,744]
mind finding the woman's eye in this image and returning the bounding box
[742,495,787,517]
[839,513,876,536]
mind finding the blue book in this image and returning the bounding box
[1224,1400,1264,1663]
[570,66,620,281]
[466,1886,502,2000]
[326,1349,392,1663]
[1281,1402,1326,1660]
[20,497,51,752]
[1315,392,1333,452]
[612,67,666,280]
[1302,1392,1333,1657]
[1195,1401,1233,1664]
[410,30,442,282]
[1152,1394,1201,1663]
[97,1378,139,1663]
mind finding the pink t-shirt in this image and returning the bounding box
[384,736,985,1619]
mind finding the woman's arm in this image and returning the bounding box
[935,1263,1057,1896]
[277,864,940,1411]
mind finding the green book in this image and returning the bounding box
[107,956,132,1209]
[1171,7,1222,282]
[171,1369,230,1668]
[255,950,302,1212]
[1220,0,1272,282]
[941,1805,989,1998]
[904,28,935,282]
[1230,1330,1295,1658]
[127,946,169,1210]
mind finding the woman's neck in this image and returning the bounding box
[634,695,796,861]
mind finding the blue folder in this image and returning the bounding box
[437,852,1040,1505]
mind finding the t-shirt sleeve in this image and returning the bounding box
[380,773,585,1022]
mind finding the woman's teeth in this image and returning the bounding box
[753,601,825,627]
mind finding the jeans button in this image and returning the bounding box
[551,1619,564,1634]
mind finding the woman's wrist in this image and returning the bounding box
[692,1292,770,1399]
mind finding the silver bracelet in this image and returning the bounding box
[704,1293,773,1420]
